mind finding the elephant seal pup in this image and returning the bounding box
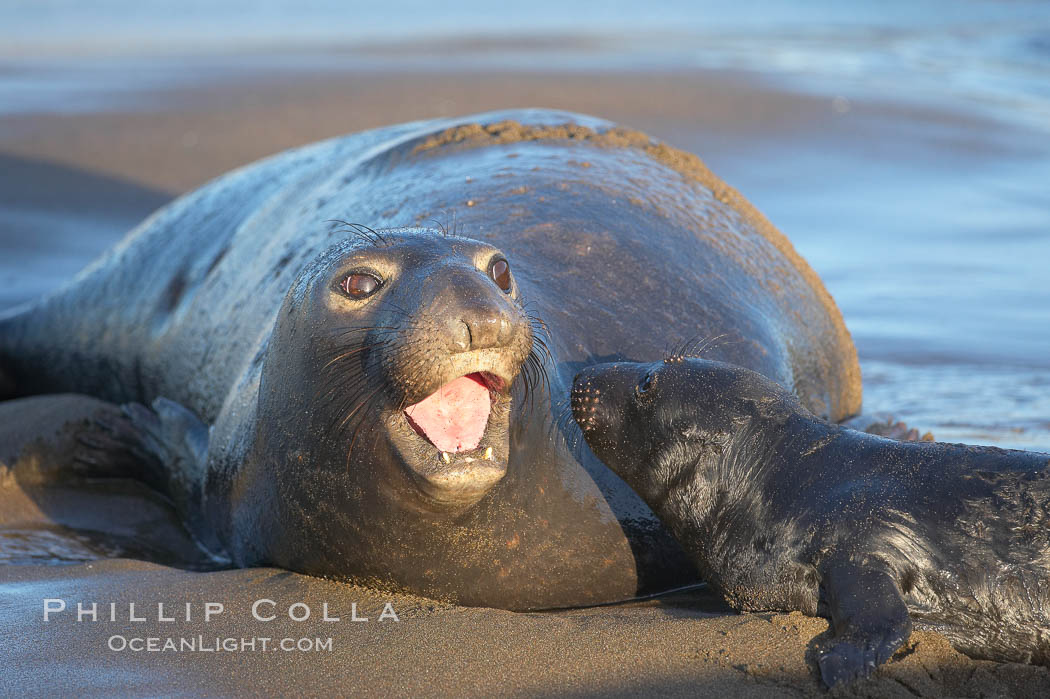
[0,109,863,609]
[572,356,1050,686]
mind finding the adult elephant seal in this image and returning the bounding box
[0,109,861,610]
[572,356,1050,685]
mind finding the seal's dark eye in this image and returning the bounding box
[489,258,512,293]
[636,371,656,396]
[341,273,381,299]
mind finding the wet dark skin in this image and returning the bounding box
[573,357,1050,686]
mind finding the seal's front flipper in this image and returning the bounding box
[76,396,226,562]
[76,394,207,497]
[817,559,912,687]
[119,398,210,510]
[73,406,162,481]
[79,397,209,512]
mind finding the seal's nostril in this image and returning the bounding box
[459,313,502,351]
[451,321,471,352]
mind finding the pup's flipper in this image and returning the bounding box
[817,558,912,687]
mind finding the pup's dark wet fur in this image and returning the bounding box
[572,357,1050,687]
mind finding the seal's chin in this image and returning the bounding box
[390,371,511,509]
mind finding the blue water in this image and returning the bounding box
[4,2,1050,126]
[1,1,1048,449]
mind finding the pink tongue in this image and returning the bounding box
[404,373,491,453]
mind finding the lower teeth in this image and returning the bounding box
[440,447,495,463]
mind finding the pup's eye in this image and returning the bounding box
[341,273,382,299]
[489,258,512,293]
[636,370,656,396]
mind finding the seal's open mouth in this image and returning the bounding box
[404,372,503,453]
[392,370,511,509]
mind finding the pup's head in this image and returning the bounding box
[571,357,790,500]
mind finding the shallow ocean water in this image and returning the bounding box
[1,0,1048,450]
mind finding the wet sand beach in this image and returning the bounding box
[4,559,1050,698]
[2,25,1050,697]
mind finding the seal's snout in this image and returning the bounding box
[429,269,518,354]
[372,243,534,513]
[571,371,601,434]
[448,312,511,353]
[571,366,623,438]
[572,362,661,452]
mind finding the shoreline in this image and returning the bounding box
[0,65,857,193]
